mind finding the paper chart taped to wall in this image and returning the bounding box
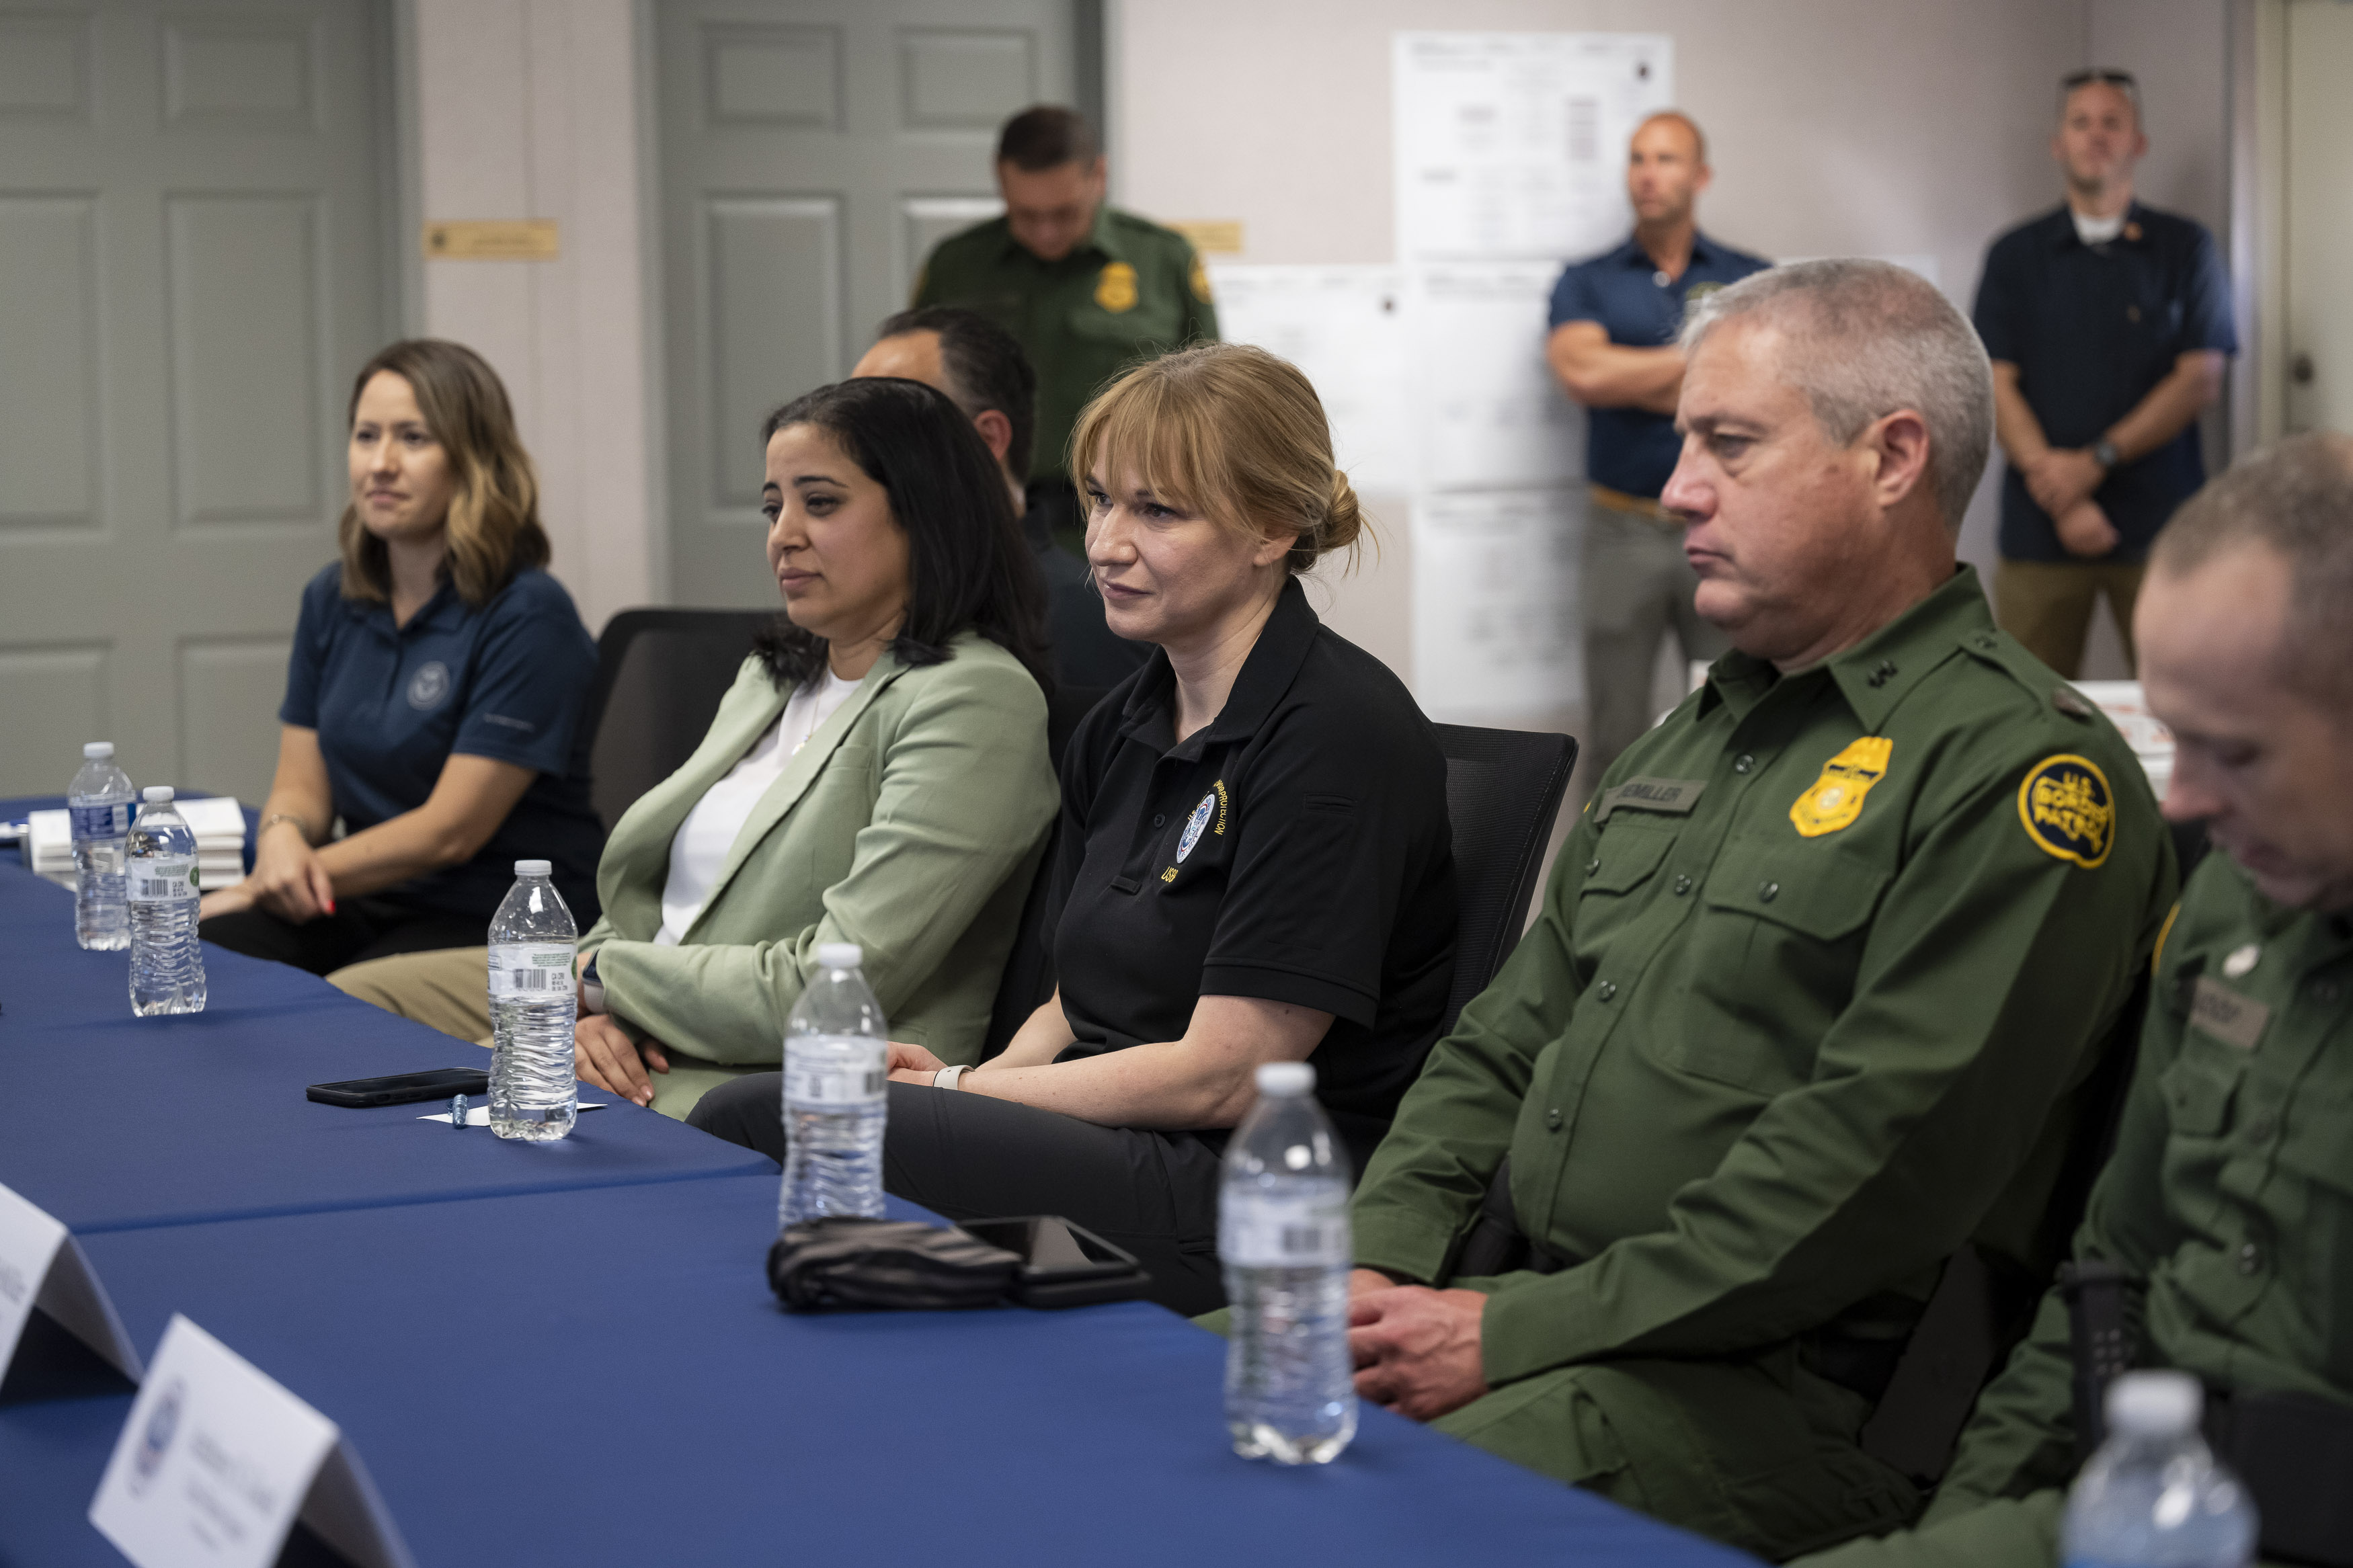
[1410,488,1583,715]
[1208,264,1415,496]
[1410,263,1583,493]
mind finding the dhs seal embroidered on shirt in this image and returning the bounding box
[2018,753,2115,868]
[407,660,451,711]
[1176,790,1218,864]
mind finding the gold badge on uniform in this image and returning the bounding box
[2017,753,2115,868]
[1789,737,1892,837]
[1095,261,1138,313]
[1189,254,1213,304]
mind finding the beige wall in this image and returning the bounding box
[1109,0,2233,692]
[411,0,657,633]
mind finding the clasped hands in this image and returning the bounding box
[1346,1270,1492,1422]
[2022,448,2120,559]
[198,819,335,924]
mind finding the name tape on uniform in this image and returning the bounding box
[0,1180,143,1387]
[90,1315,415,1568]
[2190,975,2270,1053]
[1593,777,1708,824]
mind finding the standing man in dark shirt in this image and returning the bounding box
[1973,70,2235,677]
[1548,112,1770,784]
[913,106,1218,547]
[851,307,1148,691]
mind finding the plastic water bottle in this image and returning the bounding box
[486,859,577,1141]
[1221,1060,1357,1465]
[2064,1370,2258,1567]
[126,787,206,1016]
[69,741,136,950]
[779,942,889,1229]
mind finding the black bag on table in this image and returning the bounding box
[768,1217,1021,1312]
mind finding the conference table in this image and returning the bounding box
[0,837,1753,1567]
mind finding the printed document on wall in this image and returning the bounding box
[1394,33,1673,265]
[1211,265,1414,495]
[1411,263,1583,493]
[1411,489,1582,714]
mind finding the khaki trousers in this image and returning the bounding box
[1992,558,2145,679]
[1582,497,1726,782]
[329,946,744,1120]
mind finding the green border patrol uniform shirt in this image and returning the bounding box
[1800,854,2353,1566]
[912,206,1218,483]
[1350,568,2176,1561]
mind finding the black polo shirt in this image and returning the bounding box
[1046,577,1455,1159]
[1972,202,2236,563]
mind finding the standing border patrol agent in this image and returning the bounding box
[913,105,1218,548]
[1546,110,1769,784]
[1345,261,2177,1562]
[1796,434,2353,1568]
[1975,69,2235,678]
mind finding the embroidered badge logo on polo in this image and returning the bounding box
[1095,261,1138,313]
[2018,753,2115,868]
[1789,736,1892,837]
[1176,792,1217,864]
[407,660,451,712]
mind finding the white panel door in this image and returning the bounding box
[657,0,1077,608]
[0,1,391,802]
[2284,0,2353,436]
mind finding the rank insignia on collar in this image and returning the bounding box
[2018,753,2115,868]
[1789,736,1892,837]
[1095,261,1138,313]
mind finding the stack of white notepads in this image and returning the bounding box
[2071,681,2174,797]
[26,796,250,893]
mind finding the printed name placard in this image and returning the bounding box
[90,1316,413,1568]
[0,1180,142,1385]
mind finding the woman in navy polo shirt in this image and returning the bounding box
[198,339,603,974]
[692,345,1458,1313]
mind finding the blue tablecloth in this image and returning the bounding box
[0,862,772,1232]
[3,1175,1754,1568]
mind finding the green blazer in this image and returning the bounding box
[580,633,1055,1114]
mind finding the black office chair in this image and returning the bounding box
[977,683,1111,1061]
[584,609,772,832]
[1429,723,1579,1035]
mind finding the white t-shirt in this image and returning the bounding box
[652,669,861,946]
[2072,208,2126,247]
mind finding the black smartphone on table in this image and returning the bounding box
[955,1216,1150,1309]
[306,1068,491,1108]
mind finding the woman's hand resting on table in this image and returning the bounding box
[576,1014,670,1106]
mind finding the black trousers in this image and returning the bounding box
[689,1075,1229,1316]
[199,899,485,977]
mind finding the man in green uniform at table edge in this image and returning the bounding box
[912,104,1218,545]
[1342,259,2178,1561]
[1796,434,2353,1566]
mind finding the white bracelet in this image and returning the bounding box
[934,1064,971,1090]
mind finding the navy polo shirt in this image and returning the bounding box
[1974,203,2236,563]
[1548,231,1772,499]
[280,563,604,924]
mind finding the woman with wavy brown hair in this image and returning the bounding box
[199,339,604,974]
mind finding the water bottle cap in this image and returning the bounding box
[83,741,114,759]
[514,859,552,877]
[2106,1369,2201,1436]
[1254,1061,1314,1097]
[815,942,863,971]
[143,786,173,802]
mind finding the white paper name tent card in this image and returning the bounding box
[0,1180,143,1388]
[90,1315,415,1568]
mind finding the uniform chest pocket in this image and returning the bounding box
[1068,294,1183,345]
[2158,1046,2243,1139]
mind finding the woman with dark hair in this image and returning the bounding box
[337,376,1058,1120]
[199,339,604,973]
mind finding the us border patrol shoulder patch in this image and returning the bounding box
[2018,753,2116,868]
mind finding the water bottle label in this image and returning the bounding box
[70,803,128,839]
[127,857,198,903]
[783,1061,886,1109]
[487,943,575,998]
[1220,1195,1350,1268]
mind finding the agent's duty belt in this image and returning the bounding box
[1589,483,1679,525]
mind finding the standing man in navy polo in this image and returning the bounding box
[1973,69,2235,678]
[1546,112,1770,784]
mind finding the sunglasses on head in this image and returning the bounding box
[2062,68,2139,89]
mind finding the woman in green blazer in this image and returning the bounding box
[332,377,1058,1118]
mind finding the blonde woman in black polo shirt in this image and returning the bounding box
[692,343,1456,1314]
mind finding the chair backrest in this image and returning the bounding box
[1431,723,1579,1036]
[585,609,771,832]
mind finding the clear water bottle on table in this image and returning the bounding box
[2064,1369,2258,1567]
[487,859,578,1141]
[1222,1059,1357,1465]
[69,741,136,951]
[779,942,889,1229]
[126,787,206,1016]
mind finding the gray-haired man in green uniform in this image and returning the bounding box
[1343,260,2178,1561]
[1798,434,2353,1567]
[912,105,1218,543]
